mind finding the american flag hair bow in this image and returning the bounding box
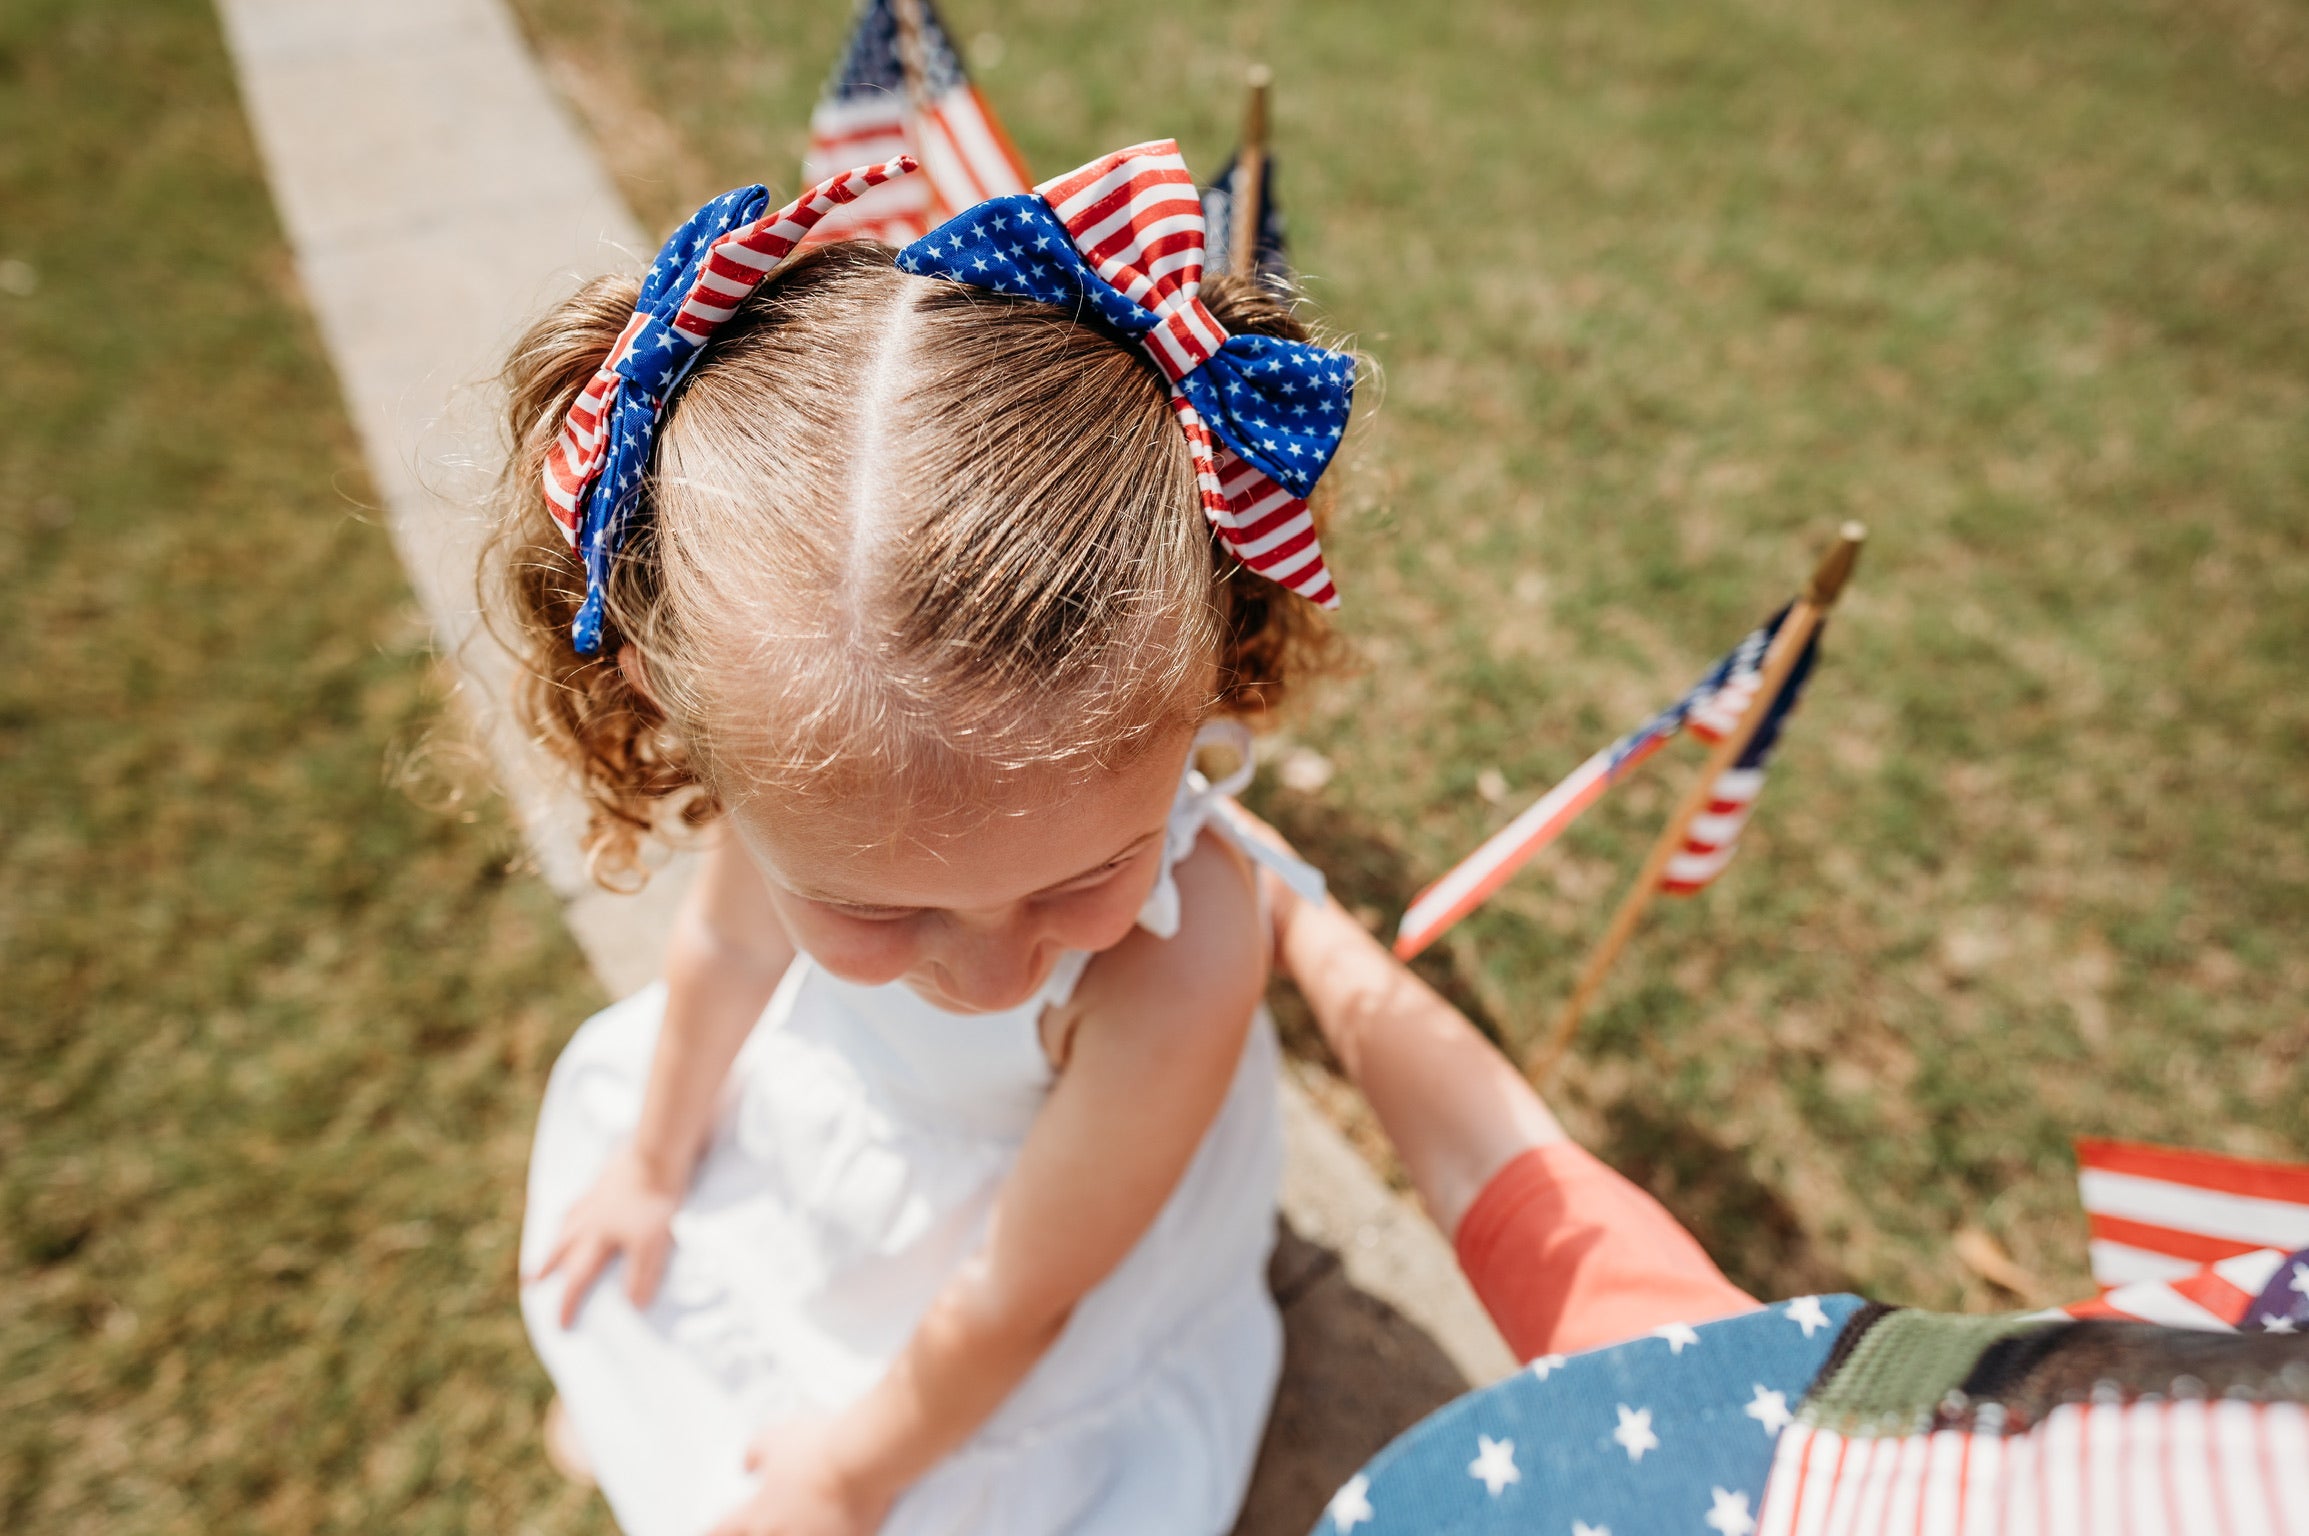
[544,156,919,653]
[895,140,1350,608]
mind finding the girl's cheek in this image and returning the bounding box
[773,901,920,987]
[1046,864,1159,953]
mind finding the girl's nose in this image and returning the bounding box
[928,914,1053,1012]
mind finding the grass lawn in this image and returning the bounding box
[0,1,610,1529]
[508,0,2309,1306]
[3,0,2304,1529]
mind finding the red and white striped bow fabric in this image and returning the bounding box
[1037,143,1342,607]
[543,155,920,651]
[544,156,918,545]
[901,141,1352,609]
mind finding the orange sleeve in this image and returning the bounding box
[1453,1141,1758,1361]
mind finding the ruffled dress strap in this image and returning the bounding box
[1137,718,1327,940]
[1035,719,1324,1013]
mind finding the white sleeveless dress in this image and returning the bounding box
[519,728,1323,1536]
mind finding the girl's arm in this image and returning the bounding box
[761,832,1265,1526]
[530,827,796,1324]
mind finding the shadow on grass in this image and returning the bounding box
[1249,788,1855,1305]
[1237,1223,1473,1536]
[1597,1098,1857,1302]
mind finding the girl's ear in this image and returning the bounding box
[617,644,662,711]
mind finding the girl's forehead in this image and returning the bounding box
[733,731,1193,910]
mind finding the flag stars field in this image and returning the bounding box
[1325,1472,1374,1533]
[1783,1296,1832,1337]
[1704,1486,1758,1536]
[1744,1385,1793,1435]
[1613,1404,1661,1463]
[1651,1321,1701,1354]
[1467,1434,1520,1496]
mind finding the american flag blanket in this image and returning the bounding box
[800,0,1029,247]
[1324,1144,2309,1535]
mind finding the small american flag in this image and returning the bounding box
[1663,618,1820,895]
[800,0,1029,247]
[2072,1137,2309,1287]
[1198,150,1290,288]
[1395,608,1821,959]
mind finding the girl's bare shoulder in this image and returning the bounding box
[1059,829,1266,1058]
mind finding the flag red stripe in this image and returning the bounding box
[918,103,991,208]
[809,121,907,156]
[2077,1138,2309,1204]
[2088,1213,2271,1267]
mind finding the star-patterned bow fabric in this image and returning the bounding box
[544,156,919,652]
[896,139,1351,609]
[1316,1296,1866,1536]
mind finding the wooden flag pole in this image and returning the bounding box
[1524,523,1867,1086]
[1230,65,1272,282]
[891,0,934,124]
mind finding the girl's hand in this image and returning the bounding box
[526,1140,685,1326]
[705,1418,891,1536]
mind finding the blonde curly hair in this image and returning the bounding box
[485,240,1343,889]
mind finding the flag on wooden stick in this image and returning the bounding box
[1394,605,1823,959]
[801,0,1029,247]
[1200,65,1291,287]
[1662,619,1820,894]
[1198,150,1289,286]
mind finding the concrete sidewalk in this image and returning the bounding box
[213,1,1514,1527]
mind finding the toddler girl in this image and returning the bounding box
[491,146,1351,1536]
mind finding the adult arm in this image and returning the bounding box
[1272,876,1756,1359]
[1275,883,1568,1235]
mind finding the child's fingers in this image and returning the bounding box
[557,1237,614,1328]
[624,1231,669,1310]
[523,1227,576,1286]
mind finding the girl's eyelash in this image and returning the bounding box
[1050,855,1135,893]
[826,848,1142,918]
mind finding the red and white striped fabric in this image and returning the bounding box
[2074,1138,2309,1289]
[2057,1247,2290,1332]
[1756,1399,2309,1536]
[542,157,918,538]
[1660,669,1768,893]
[1392,726,1682,959]
[1035,141,1341,609]
[1211,447,1335,607]
[1660,765,1766,894]
[800,0,1029,247]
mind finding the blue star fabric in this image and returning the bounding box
[894,195,1352,500]
[1315,1296,1867,1536]
[572,184,770,653]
